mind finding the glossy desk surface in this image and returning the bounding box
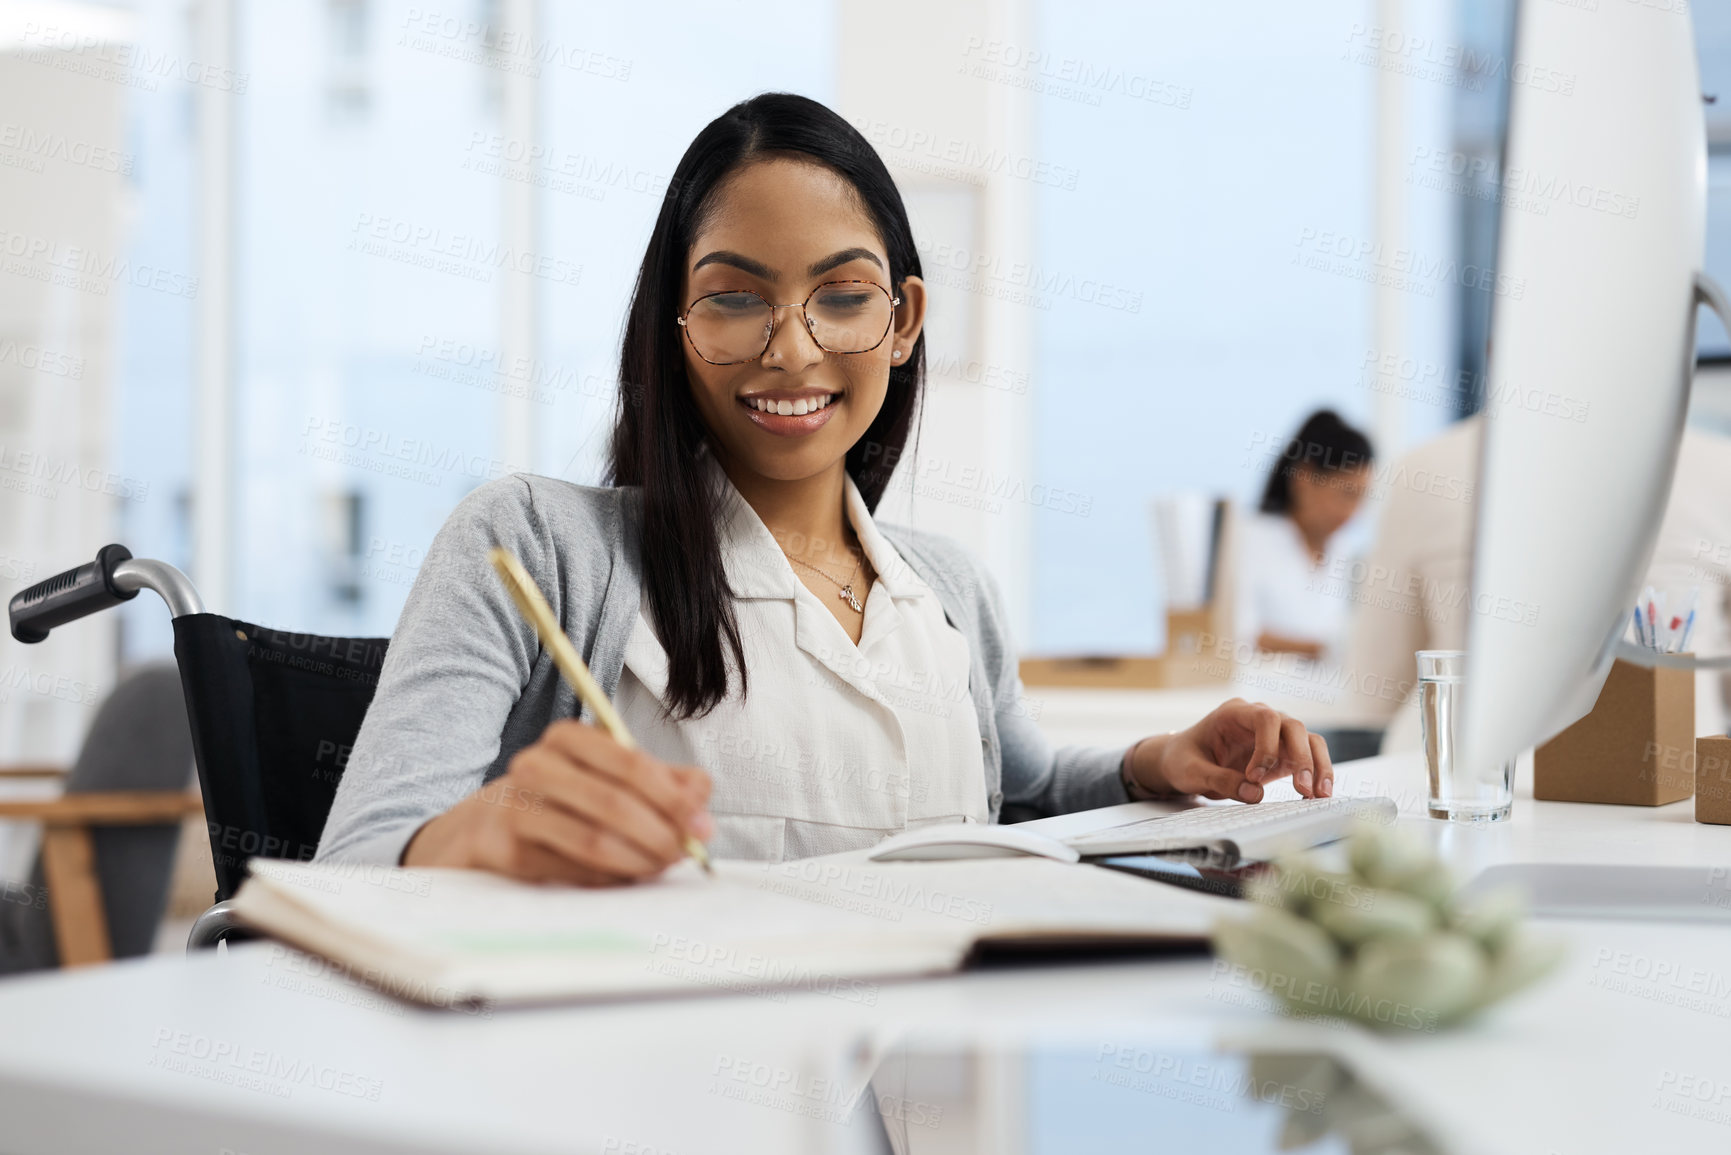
[0,751,1726,1155]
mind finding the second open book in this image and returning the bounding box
[231,853,1240,1008]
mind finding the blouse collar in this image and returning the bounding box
[701,452,926,601]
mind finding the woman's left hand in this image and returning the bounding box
[1124,698,1334,803]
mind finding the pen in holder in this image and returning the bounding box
[1534,589,1699,806]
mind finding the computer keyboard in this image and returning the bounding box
[1064,796,1397,863]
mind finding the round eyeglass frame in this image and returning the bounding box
[675,280,902,366]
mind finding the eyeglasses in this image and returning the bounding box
[676,280,901,366]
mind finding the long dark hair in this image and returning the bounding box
[1258,409,1374,514]
[607,93,926,720]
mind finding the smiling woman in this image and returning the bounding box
[624,145,929,701]
[313,93,1336,884]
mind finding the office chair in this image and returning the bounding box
[0,664,201,970]
[8,545,388,951]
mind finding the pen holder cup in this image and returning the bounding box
[1533,658,1695,806]
[1695,737,1731,825]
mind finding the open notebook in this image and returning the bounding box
[230,856,1239,1008]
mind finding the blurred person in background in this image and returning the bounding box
[1236,409,1375,662]
[1340,415,1731,750]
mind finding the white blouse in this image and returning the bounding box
[614,464,990,862]
[1234,511,1352,661]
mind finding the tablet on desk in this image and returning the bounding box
[1090,854,1266,900]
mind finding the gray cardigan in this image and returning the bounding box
[314,474,1133,866]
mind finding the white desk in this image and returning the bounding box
[0,752,1727,1155]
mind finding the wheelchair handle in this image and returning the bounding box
[8,545,205,643]
[9,544,142,643]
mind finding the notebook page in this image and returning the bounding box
[240,859,975,1003]
[237,855,1235,1004]
[726,856,1238,939]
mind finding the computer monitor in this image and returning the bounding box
[1460,0,1714,773]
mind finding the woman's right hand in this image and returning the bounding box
[401,718,714,885]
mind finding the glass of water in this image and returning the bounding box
[1417,650,1515,822]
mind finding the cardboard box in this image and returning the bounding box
[1533,658,1694,805]
[1696,737,1731,825]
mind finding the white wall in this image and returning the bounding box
[0,9,137,762]
[837,0,1039,641]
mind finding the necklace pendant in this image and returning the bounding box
[839,584,863,612]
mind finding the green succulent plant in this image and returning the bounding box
[1212,823,1564,1031]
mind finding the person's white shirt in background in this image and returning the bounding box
[1340,417,1731,750]
[1234,511,1355,665]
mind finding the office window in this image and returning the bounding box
[1025,0,1389,653]
[229,1,506,639]
[97,0,1677,671]
[1446,0,1516,418]
[325,0,373,122]
[1698,3,1731,357]
[108,0,200,666]
[536,5,838,489]
[319,489,367,607]
[476,0,505,114]
[104,0,838,655]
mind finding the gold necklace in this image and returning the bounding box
[787,551,865,613]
